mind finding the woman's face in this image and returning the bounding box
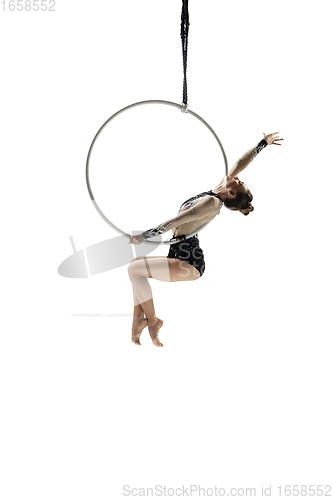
[225,176,249,200]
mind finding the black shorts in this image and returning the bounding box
[167,235,205,277]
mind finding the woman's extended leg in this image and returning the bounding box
[128,256,200,346]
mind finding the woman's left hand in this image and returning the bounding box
[263,132,283,145]
[129,234,145,245]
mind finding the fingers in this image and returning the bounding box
[263,131,283,145]
[265,132,280,137]
[129,237,143,245]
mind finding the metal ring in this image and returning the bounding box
[86,100,228,245]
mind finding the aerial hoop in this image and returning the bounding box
[86,99,228,245]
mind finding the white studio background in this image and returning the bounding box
[1,1,332,499]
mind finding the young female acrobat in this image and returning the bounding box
[128,132,283,347]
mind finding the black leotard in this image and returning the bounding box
[167,190,224,277]
[142,190,223,277]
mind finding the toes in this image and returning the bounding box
[153,340,163,347]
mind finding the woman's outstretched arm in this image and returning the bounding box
[129,197,214,244]
[228,132,283,178]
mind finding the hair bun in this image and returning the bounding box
[239,202,254,216]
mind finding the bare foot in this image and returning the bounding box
[132,316,149,345]
[148,318,164,347]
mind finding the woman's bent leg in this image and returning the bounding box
[130,256,160,344]
[128,257,200,346]
[131,285,148,345]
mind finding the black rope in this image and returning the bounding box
[180,0,190,106]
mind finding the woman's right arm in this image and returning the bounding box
[228,132,283,177]
[213,132,283,186]
[129,197,214,244]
